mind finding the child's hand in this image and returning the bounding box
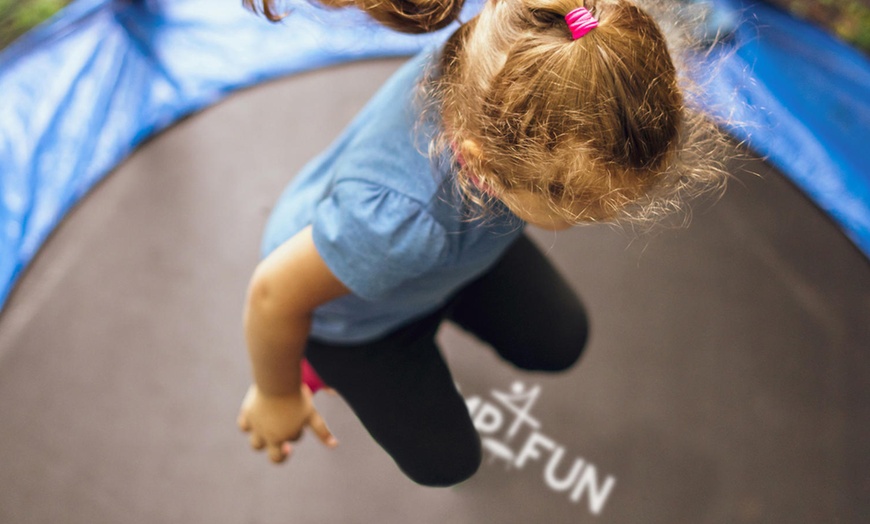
[237,384,338,464]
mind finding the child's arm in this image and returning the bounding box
[237,225,349,464]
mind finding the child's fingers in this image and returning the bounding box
[308,411,338,448]
[267,441,289,463]
[249,433,266,451]
[237,411,251,432]
[238,385,257,432]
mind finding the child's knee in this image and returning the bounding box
[401,438,482,487]
[536,318,589,372]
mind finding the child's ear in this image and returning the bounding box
[460,139,483,161]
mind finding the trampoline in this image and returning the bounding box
[0,1,868,522]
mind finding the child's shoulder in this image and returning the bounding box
[331,48,446,202]
[348,48,439,136]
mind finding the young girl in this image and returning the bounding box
[237,0,726,486]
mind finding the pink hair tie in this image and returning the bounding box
[565,7,598,40]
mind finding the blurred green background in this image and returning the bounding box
[0,0,71,49]
[766,0,870,52]
[0,0,868,53]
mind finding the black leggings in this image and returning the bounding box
[305,234,589,487]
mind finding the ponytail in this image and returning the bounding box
[435,0,728,224]
[243,0,464,33]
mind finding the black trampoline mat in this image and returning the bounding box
[1,58,868,524]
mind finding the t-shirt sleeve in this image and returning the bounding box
[311,179,449,301]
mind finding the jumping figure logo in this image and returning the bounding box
[463,381,616,516]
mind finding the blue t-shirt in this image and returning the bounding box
[261,49,525,344]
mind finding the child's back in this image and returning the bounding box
[261,50,524,344]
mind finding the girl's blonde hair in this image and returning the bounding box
[243,0,465,33]
[432,0,729,224]
[248,0,730,224]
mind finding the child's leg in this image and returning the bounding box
[447,234,588,371]
[305,310,480,487]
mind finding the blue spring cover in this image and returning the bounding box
[0,0,868,311]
